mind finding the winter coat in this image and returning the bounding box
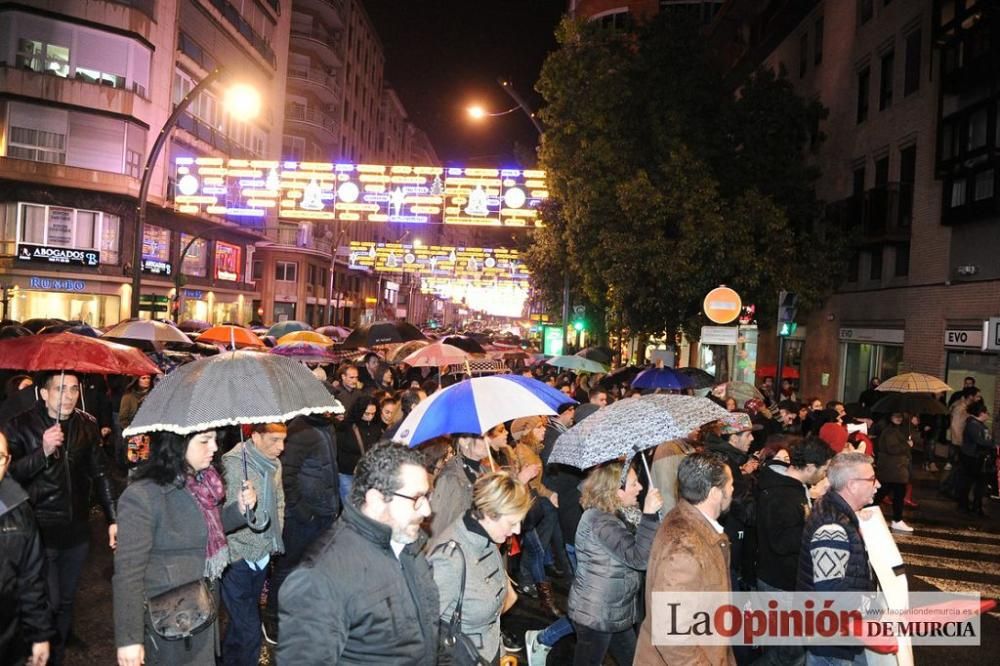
[2,404,117,541]
[338,419,382,475]
[221,442,285,563]
[875,422,911,484]
[650,438,696,515]
[569,508,660,632]
[635,499,734,666]
[113,477,248,665]
[0,476,53,664]
[427,455,477,542]
[118,388,150,430]
[962,417,993,459]
[282,413,340,522]
[428,515,506,662]
[704,434,756,584]
[755,464,810,590]
[276,501,439,665]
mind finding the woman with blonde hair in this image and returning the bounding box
[565,461,661,666]
[428,472,533,664]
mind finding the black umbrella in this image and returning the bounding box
[575,346,612,365]
[21,318,61,334]
[676,366,716,389]
[0,325,32,339]
[440,335,486,354]
[598,365,643,388]
[870,392,947,416]
[341,321,427,349]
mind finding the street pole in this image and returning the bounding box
[774,334,786,405]
[561,273,570,352]
[131,67,224,319]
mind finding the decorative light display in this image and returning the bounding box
[173,158,547,228]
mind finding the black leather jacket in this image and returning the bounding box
[1,403,117,531]
[0,476,54,662]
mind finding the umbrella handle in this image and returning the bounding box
[639,449,655,487]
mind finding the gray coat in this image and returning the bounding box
[428,456,475,542]
[568,508,660,632]
[428,516,506,662]
[113,478,246,665]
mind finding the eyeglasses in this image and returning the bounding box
[850,476,877,485]
[392,491,430,510]
[0,453,9,464]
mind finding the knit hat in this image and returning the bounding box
[511,416,546,441]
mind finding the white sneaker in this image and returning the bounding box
[891,520,914,533]
[525,629,551,666]
[944,462,953,471]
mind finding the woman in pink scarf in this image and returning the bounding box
[113,430,257,666]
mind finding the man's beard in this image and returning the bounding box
[391,523,419,545]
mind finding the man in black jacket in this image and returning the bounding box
[756,436,834,592]
[0,431,53,666]
[263,411,341,645]
[277,442,438,664]
[1,371,117,665]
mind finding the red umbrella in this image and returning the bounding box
[755,365,800,379]
[0,332,161,376]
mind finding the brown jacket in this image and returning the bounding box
[513,441,553,499]
[634,499,736,666]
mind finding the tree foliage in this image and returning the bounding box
[526,14,842,339]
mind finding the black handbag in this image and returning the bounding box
[147,578,216,642]
[436,541,491,666]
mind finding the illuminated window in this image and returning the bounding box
[180,233,208,277]
[16,203,119,262]
[143,225,171,262]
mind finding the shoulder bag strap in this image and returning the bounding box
[446,540,468,627]
[352,424,366,456]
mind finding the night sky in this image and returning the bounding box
[364,0,566,166]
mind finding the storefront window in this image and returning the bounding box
[10,290,120,327]
[212,299,249,325]
[842,343,903,405]
[946,351,999,409]
[18,203,118,263]
[214,242,241,281]
[733,326,759,385]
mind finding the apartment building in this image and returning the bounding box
[0,0,290,326]
[710,0,1000,411]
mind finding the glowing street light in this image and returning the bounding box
[130,70,261,318]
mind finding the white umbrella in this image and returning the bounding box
[103,319,191,345]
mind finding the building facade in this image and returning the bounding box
[709,0,1000,412]
[0,0,290,326]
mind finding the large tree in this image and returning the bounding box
[526,14,841,340]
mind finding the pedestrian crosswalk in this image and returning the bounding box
[892,521,1000,617]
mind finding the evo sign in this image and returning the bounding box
[944,328,983,349]
[17,243,99,267]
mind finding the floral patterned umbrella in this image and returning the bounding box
[547,394,729,469]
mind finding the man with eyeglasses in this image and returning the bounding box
[1,371,117,665]
[277,442,439,664]
[797,451,879,665]
[0,431,53,666]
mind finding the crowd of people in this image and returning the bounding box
[0,352,997,666]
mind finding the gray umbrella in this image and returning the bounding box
[548,394,729,469]
[123,350,343,437]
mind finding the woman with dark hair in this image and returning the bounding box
[338,395,382,501]
[113,430,257,666]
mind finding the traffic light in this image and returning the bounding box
[573,320,584,332]
[777,290,798,337]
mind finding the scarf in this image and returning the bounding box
[240,441,283,554]
[185,467,229,580]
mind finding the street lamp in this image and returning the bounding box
[129,68,261,319]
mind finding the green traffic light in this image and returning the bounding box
[779,322,798,336]
[573,321,584,332]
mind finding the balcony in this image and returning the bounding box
[287,64,340,99]
[175,111,254,159]
[290,23,343,67]
[264,225,334,256]
[285,103,337,138]
[825,183,913,244]
[208,0,276,67]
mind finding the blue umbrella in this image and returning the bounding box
[631,367,695,390]
[266,320,312,338]
[392,375,576,447]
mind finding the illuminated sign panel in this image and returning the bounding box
[174,159,546,228]
[214,241,241,281]
[346,242,529,281]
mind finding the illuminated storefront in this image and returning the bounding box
[5,276,123,327]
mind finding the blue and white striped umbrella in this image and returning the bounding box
[393,375,576,447]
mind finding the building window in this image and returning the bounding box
[941,119,958,160]
[894,243,910,277]
[799,33,809,77]
[814,16,824,64]
[968,108,988,150]
[180,234,208,277]
[874,155,890,186]
[16,38,70,77]
[858,0,873,25]
[143,225,171,262]
[950,179,967,207]
[125,149,142,179]
[252,260,263,281]
[903,29,921,96]
[17,203,118,262]
[307,264,316,285]
[7,126,66,164]
[276,261,298,282]
[879,50,894,110]
[869,247,883,280]
[974,169,994,201]
[847,251,860,282]
[857,66,870,123]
